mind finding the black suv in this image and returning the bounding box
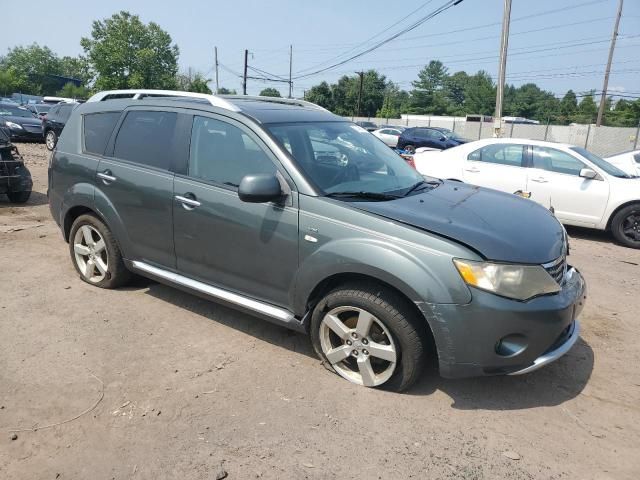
[48,90,585,391]
[0,126,32,203]
[397,127,468,153]
[42,102,77,150]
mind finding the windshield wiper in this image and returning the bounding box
[325,191,400,201]
[403,179,440,197]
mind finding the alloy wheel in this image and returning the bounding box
[46,131,55,150]
[319,306,397,387]
[73,225,108,283]
[621,212,640,242]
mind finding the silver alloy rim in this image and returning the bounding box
[46,131,55,150]
[319,306,397,387]
[73,225,108,283]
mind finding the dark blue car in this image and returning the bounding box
[397,127,468,153]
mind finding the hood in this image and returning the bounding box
[2,115,41,127]
[352,181,565,264]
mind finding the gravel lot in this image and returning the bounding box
[1,143,639,479]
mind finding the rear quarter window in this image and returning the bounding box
[83,112,121,155]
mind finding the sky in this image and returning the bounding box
[3,0,640,100]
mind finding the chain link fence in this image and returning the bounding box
[348,115,639,157]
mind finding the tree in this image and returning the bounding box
[463,71,495,115]
[377,83,409,119]
[57,82,90,99]
[176,70,212,93]
[409,60,450,114]
[259,87,281,97]
[1,44,62,94]
[0,66,28,96]
[559,90,578,123]
[80,11,179,90]
[575,91,598,123]
[59,56,93,86]
[216,87,237,95]
[305,81,333,110]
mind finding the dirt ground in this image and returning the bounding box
[1,143,639,480]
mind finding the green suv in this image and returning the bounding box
[48,90,586,391]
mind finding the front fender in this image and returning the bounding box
[293,237,471,315]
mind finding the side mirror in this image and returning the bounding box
[238,173,282,203]
[579,168,598,180]
[439,136,447,141]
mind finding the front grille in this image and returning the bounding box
[543,254,567,284]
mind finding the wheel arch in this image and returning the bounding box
[605,200,640,230]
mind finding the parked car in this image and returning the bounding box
[42,102,77,150]
[372,127,403,147]
[355,120,378,132]
[397,127,468,153]
[26,103,53,119]
[414,138,640,248]
[0,126,32,203]
[49,89,586,391]
[605,149,640,176]
[0,102,43,142]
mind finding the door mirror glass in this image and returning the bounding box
[238,173,282,203]
[579,168,598,180]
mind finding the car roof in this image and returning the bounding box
[83,90,343,125]
[464,137,576,149]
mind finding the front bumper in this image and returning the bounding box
[8,127,43,142]
[419,266,587,378]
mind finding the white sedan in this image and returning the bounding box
[605,149,640,176]
[372,128,403,147]
[414,138,640,248]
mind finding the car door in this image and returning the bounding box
[527,145,609,226]
[462,143,529,193]
[379,129,398,147]
[95,108,186,268]
[172,114,299,308]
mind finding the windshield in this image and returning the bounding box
[34,105,51,113]
[267,121,424,196]
[0,105,36,118]
[570,146,634,178]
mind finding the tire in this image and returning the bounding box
[310,282,427,392]
[611,203,640,249]
[7,190,31,203]
[404,144,416,154]
[45,130,57,151]
[69,214,132,288]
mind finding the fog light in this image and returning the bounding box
[495,334,528,357]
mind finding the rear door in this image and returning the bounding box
[172,114,299,307]
[95,108,188,268]
[462,142,528,193]
[526,145,609,226]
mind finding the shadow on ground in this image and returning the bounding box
[565,225,614,245]
[127,277,594,410]
[0,191,49,208]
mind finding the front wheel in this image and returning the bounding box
[45,130,57,151]
[611,204,640,248]
[403,144,416,154]
[310,283,427,391]
[7,190,31,203]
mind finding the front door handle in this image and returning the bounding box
[464,167,480,173]
[530,177,549,183]
[97,170,116,184]
[175,194,201,209]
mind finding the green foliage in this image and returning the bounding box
[259,88,281,97]
[57,82,90,99]
[176,71,212,93]
[305,81,333,110]
[574,91,598,124]
[217,87,237,95]
[80,11,179,90]
[0,66,28,96]
[1,44,64,94]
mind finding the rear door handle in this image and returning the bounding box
[97,170,116,183]
[175,194,201,209]
[530,177,549,183]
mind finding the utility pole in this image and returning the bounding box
[597,0,623,127]
[356,71,365,118]
[243,49,248,95]
[494,0,512,137]
[214,46,219,94]
[288,45,293,98]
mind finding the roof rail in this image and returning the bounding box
[221,95,328,112]
[86,89,241,112]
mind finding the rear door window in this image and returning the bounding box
[468,144,525,167]
[113,110,178,170]
[83,112,121,155]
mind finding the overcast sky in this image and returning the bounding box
[3,0,639,99]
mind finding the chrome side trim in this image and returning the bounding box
[131,261,295,322]
[508,320,580,375]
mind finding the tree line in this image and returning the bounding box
[1,11,637,127]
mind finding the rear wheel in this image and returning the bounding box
[7,190,31,203]
[404,144,416,154]
[69,214,132,288]
[45,130,57,151]
[310,282,427,391]
[611,204,640,249]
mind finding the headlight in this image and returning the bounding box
[453,259,560,301]
[5,121,23,130]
